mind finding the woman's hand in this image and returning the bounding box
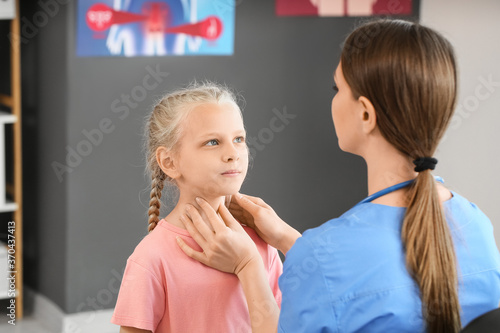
[176,197,261,275]
[177,197,281,332]
[229,193,301,255]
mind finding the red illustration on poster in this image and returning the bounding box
[77,0,235,57]
[86,3,222,39]
[276,0,412,17]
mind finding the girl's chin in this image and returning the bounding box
[200,188,241,200]
[180,182,242,200]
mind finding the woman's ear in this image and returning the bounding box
[156,147,180,179]
[358,96,377,135]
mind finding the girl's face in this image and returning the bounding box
[331,62,364,154]
[174,102,248,199]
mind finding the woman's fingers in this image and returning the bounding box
[235,193,270,209]
[194,197,227,233]
[176,236,208,265]
[177,197,263,275]
[218,203,244,231]
[228,201,245,216]
[228,200,242,209]
[180,214,211,249]
[232,193,264,217]
[184,206,214,241]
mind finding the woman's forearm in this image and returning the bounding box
[277,225,301,256]
[236,257,280,333]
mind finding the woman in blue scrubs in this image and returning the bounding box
[176,19,500,332]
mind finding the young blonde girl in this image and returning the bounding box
[111,82,283,333]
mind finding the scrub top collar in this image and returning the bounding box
[356,176,444,207]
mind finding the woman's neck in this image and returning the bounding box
[359,132,453,206]
[361,135,417,205]
[164,193,226,230]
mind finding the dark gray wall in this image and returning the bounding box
[21,1,70,311]
[22,0,419,314]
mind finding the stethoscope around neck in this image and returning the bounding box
[355,176,444,207]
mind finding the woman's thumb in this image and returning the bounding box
[234,193,258,211]
[218,203,243,230]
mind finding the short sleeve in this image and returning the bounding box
[278,236,337,333]
[268,247,283,308]
[111,258,165,331]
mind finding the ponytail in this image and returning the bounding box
[402,170,461,332]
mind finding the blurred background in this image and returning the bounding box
[0,0,498,331]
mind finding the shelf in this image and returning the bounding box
[0,0,22,319]
[0,111,17,124]
[0,289,18,300]
[0,1,15,20]
[0,200,17,213]
[0,94,13,108]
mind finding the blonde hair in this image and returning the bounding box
[144,81,242,232]
[341,20,460,332]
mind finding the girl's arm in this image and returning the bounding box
[120,326,151,333]
[176,198,279,333]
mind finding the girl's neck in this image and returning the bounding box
[164,194,226,230]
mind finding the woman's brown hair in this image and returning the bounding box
[341,20,460,332]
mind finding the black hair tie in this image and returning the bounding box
[413,157,438,172]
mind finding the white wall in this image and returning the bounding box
[421,0,500,250]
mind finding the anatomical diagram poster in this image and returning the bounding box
[77,0,235,57]
[276,0,413,17]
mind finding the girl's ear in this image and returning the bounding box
[358,96,377,135]
[156,147,181,179]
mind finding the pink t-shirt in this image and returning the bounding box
[111,219,283,333]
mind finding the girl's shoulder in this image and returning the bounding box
[241,224,275,253]
[242,225,264,245]
[242,224,282,270]
[127,219,180,265]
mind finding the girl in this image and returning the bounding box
[111,82,283,333]
[177,20,500,333]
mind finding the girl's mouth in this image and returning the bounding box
[221,170,241,176]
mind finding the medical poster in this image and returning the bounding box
[276,0,413,17]
[76,0,235,57]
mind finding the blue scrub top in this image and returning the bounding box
[278,191,500,332]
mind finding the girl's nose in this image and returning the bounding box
[224,144,240,162]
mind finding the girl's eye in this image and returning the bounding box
[206,139,219,146]
[332,84,339,92]
[234,136,245,143]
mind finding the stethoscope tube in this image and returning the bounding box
[355,176,444,206]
